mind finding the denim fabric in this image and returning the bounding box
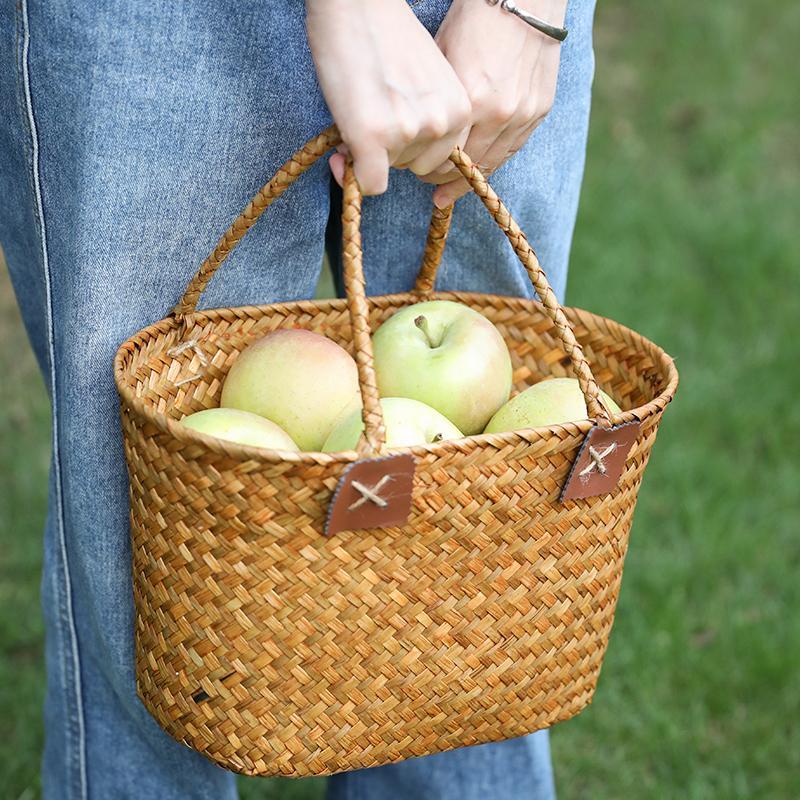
[0,0,595,797]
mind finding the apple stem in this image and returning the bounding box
[414,315,439,348]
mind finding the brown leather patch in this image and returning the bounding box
[560,421,642,502]
[325,453,415,536]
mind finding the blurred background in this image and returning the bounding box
[2,1,798,798]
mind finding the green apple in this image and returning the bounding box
[220,329,360,451]
[180,407,299,451]
[484,377,622,433]
[371,300,512,435]
[322,397,463,452]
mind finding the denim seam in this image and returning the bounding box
[13,11,38,213]
[19,2,88,798]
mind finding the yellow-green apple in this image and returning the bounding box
[322,397,463,452]
[484,377,622,433]
[371,300,512,435]
[220,329,360,451]
[180,408,299,451]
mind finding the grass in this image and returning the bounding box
[2,0,799,797]
[548,3,800,797]
[0,259,51,800]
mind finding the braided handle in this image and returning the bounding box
[413,203,454,295]
[173,126,613,454]
[341,161,387,455]
[446,147,612,426]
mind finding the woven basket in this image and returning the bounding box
[114,127,677,777]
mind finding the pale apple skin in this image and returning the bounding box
[483,377,622,433]
[180,408,299,451]
[220,329,361,451]
[322,397,463,452]
[371,300,512,435]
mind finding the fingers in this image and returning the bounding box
[476,116,538,177]
[402,123,471,177]
[348,141,391,195]
[330,142,387,195]
[428,121,507,207]
[423,116,505,185]
[335,107,540,204]
[433,179,466,209]
[333,82,471,196]
[432,117,540,208]
[333,119,470,196]
[329,151,346,188]
[328,75,544,201]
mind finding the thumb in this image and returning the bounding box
[329,152,346,188]
[433,179,469,209]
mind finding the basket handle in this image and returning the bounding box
[443,147,613,427]
[173,126,343,319]
[173,126,613,456]
[413,203,454,296]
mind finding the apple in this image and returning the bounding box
[483,377,622,433]
[180,408,299,451]
[220,329,360,451]
[322,397,463,452]
[371,300,512,435]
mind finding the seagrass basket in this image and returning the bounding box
[114,126,678,777]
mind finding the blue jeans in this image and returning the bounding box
[0,1,596,797]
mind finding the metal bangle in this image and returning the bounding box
[486,0,569,42]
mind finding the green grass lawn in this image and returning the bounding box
[2,1,799,797]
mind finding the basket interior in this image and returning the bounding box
[119,291,672,431]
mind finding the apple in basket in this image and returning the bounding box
[180,408,299,451]
[322,397,463,452]
[371,300,512,435]
[220,329,361,451]
[484,377,621,433]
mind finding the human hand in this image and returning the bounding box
[305,0,472,195]
[427,0,568,207]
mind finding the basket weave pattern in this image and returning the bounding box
[115,129,677,777]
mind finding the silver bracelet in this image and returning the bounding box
[486,0,568,42]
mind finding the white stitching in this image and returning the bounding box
[579,443,616,477]
[168,339,208,386]
[20,2,87,796]
[348,475,392,510]
[173,373,204,387]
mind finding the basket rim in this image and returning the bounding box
[114,290,678,466]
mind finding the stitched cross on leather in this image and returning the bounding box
[325,453,415,535]
[560,421,641,502]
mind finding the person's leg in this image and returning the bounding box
[0,1,331,797]
[327,732,555,800]
[327,1,596,798]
